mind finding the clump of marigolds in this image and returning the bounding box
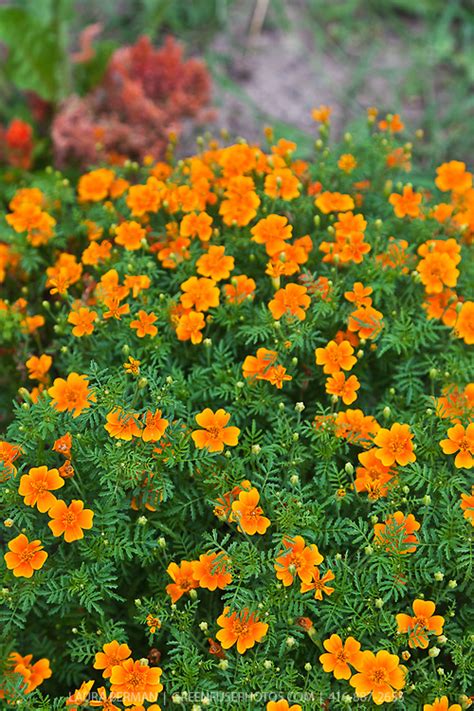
[0,107,472,710]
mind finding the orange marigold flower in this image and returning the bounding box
[315,340,356,375]
[180,211,213,241]
[126,179,163,216]
[379,113,404,133]
[18,465,64,513]
[192,552,232,590]
[319,634,362,679]
[350,650,406,705]
[347,305,383,340]
[344,282,373,307]
[435,161,472,193]
[66,680,95,707]
[242,348,278,380]
[130,310,158,338]
[311,105,332,123]
[0,440,22,479]
[176,310,206,343]
[439,423,474,468]
[48,372,95,418]
[374,511,420,554]
[263,364,292,388]
[124,275,151,298]
[373,423,416,467]
[141,410,169,443]
[355,448,394,499]
[115,221,146,251]
[223,274,256,303]
[105,409,142,440]
[454,301,474,344]
[460,487,474,526]
[417,252,459,294]
[68,307,97,337]
[94,640,132,679]
[216,606,268,654]
[231,487,270,535]
[424,697,462,711]
[389,185,422,218]
[166,560,199,602]
[315,191,355,214]
[326,372,360,405]
[274,535,323,586]
[396,599,444,649]
[423,289,459,327]
[78,168,115,202]
[266,701,302,711]
[53,432,72,458]
[268,283,310,321]
[191,408,240,452]
[219,175,261,227]
[264,168,300,200]
[8,653,52,694]
[338,153,357,173]
[26,354,52,382]
[300,568,335,599]
[180,276,219,312]
[48,499,94,542]
[110,658,163,705]
[196,245,235,281]
[4,533,48,578]
[251,214,293,257]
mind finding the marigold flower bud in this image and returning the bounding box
[344,462,354,475]
[4,519,14,527]
[448,579,457,589]
[434,571,444,581]
[429,647,440,658]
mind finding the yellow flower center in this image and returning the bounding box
[371,668,387,684]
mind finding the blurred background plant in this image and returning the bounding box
[0,0,472,170]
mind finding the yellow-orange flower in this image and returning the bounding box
[326,372,360,405]
[319,634,362,679]
[373,423,416,467]
[94,640,132,679]
[191,408,240,452]
[115,221,146,250]
[396,599,444,648]
[300,568,335,599]
[216,606,268,654]
[166,560,199,602]
[389,185,422,218]
[180,276,219,312]
[274,535,323,586]
[455,301,474,345]
[435,161,472,193]
[266,701,302,711]
[26,354,52,382]
[424,697,462,711]
[192,552,232,590]
[68,307,97,337]
[350,650,406,705]
[48,373,95,417]
[48,499,94,542]
[18,465,64,512]
[130,310,158,338]
[315,340,356,375]
[4,533,48,578]
[231,487,270,535]
[268,283,310,321]
[374,511,420,554]
[105,410,142,440]
[439,423,474,468]
[176,310,206,343]
[196,245,234,281]
[110,658,163,706]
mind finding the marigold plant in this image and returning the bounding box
[0,111,473,709]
